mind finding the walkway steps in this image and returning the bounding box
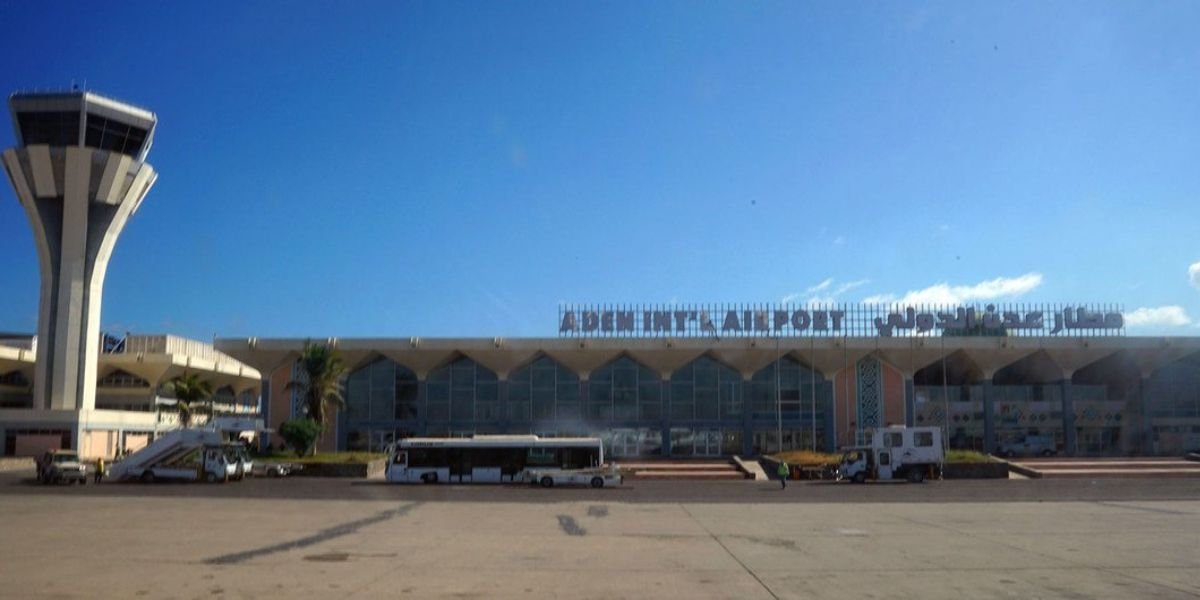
[618,460,748,480]
[1011,457,1200,479]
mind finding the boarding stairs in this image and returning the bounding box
[108,429,223,480]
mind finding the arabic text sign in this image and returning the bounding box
[557,304,1124,338]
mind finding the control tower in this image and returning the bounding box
[1,91,158,411]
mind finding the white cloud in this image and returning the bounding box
[862,273,1043,306]
[783,278,870,305]
[1189,261,1200,291]
[1124,306,1192,328]
[805,279,833,295]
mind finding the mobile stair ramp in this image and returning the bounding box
[109,429,222,481]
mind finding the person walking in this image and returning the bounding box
[94,456,106,483]
[778,460,789,489]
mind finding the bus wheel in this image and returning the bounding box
[539,476,554,488]
[590,477,604,489]
[205,472,219,483]
[421,472,438,484]
[141,471,155,484]
[851,472,866,484]
[906,468,925,483]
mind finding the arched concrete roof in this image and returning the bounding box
[215,336,1200,388]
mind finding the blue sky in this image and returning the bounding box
[1,1,1198,339]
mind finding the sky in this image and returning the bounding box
[0,1,1198,340]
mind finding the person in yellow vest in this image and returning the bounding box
[95,457,106,483]
[777,460,789,489]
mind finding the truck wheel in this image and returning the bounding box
[141,471,155,484]
[80,478,88,486]
[906,468,925,483]
[851,472,866,484]
[590,477,604,489]
[420,472,438,484]
[540,476,554,488]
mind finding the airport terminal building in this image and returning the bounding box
[4,90,1198,461]
[216,304,1200,459]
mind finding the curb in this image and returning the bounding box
[995,456,1043,479]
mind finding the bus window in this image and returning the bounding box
[393,451,407,465]
[527,448,556,466]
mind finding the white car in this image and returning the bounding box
[527,467,622,488]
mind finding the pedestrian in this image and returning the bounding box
[95,456,106,483]
[778,460,789,489]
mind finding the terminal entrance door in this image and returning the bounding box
[692,430,722,457]
[609,430,641,458]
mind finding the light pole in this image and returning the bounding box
[775,331,782,454]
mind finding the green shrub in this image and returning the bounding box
[278,419,322,457]
[947,450,995,463]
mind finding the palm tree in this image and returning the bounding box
[163,372,214,429]
[286,341,348,453]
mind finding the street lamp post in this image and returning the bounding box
[775,332,782,455]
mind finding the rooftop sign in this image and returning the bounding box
[557,304,1124,338]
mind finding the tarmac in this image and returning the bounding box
[0,472,1197,599]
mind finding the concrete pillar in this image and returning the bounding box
[904,377,915,427]
[1140,377,1153,455]
[416,379,428,436]
[660,379,671,456]
[496,379,509,432]
[259,378,271,453]
[742,378,753,456]
[823,389,836,453]
[981,380,995,454]
[1060,379,1076,457]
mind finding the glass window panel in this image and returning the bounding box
[614,388,637,409]
[589,382,611,403]
[508,382,530,402]
[695,363,719,388]
[531,396,554,420]
[557,401,581,420]
[670,397,693,420]
[640,401,661,421]
[587,402,612,421]
[476,382,497,402]
[532,366,556,389]
[557,382,579,402]
[426,383,449,403]
[695,388,718,420]
[451,396,473,421]
[639,382,661,402]
[613,366,637,389]
[427,402,449,421]
[557,365,579,383]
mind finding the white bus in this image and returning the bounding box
[386,435,611,485]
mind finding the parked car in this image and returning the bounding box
[256,462,302,477]
[36,450,88,485]
[996,435,1057,458]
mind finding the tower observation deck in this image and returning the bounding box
[2,91,158,411]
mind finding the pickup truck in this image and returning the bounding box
[37,450,88,485]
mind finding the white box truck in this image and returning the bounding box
[837,426,944,483]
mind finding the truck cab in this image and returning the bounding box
[837,426,944,484]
